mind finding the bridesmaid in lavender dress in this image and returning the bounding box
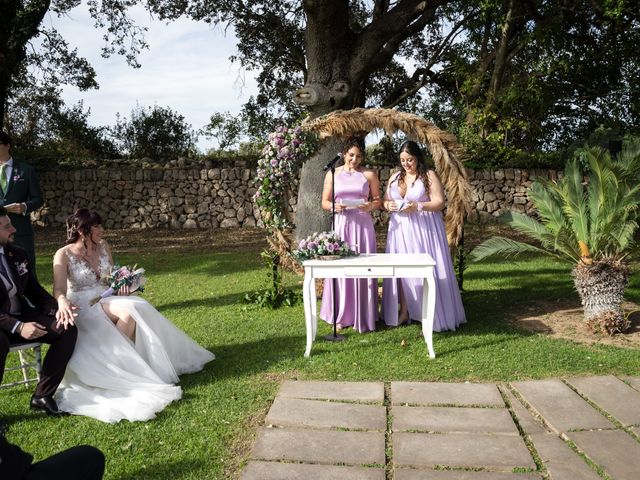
[319,137,382,333]
[382,140,466,331]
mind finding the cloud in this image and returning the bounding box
[49,4,258,151]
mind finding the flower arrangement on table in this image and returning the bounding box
[253,125,317,231]
[293,231,359,262]
[90,265,146,305]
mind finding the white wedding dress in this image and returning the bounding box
[55,243,215,423]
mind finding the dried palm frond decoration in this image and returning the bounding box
[302,108,471,245]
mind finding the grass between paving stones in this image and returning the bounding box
[0,239,639,479]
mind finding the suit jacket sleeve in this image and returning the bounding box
[24,264,57,315]
[0,313,20,334]
[23,165,44,214]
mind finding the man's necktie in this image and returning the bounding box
[0,163,7,193]
[0,252,14,288]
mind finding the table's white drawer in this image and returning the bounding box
[345,266,394,277]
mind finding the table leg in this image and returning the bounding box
[421,269,437,359]
[303,270,314,357]
[310,278,318,340]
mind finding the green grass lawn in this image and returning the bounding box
[1,238,639,479]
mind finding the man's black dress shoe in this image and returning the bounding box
[30,395,69,416]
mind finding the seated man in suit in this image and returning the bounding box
[0,206,77,415]
[1,422,105,479]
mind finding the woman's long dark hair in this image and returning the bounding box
[341,136,366,160]
[392,140,431,193]
[66,208,103,245]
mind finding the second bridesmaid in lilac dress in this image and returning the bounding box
[320,137,381,333]
[382,140,466,331]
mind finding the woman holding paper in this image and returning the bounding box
[319,137,381,333]
[382,140,465,331]
[51,208,214,422]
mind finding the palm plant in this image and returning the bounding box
[471,142,640,334]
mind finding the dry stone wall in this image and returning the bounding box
[32,164,561,229]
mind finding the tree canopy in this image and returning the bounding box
[2,1,639,173]
[145,0,639,156]
[0,0,148,155]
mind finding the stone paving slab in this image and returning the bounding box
[278,381,384,402]
[568,429,640,480]
[501,388,546,436]
[529,433,600,480]
[266,397,386,430]
[391,382,504,407]
[395,469,542,480]
[392,406,518,434]
[251,427,385,466]
[511,379,612,432]
[622,376,640,392]
[393,432,535,470]
[241,461,385,480]
[566,375,640,426]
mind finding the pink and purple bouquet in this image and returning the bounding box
[89,265,146,305]
[293,231,358,262]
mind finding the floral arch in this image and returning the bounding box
[254,108,471,269]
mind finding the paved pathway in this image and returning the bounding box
[241,376,640,479]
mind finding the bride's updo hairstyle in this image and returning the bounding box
[66,208,103,245]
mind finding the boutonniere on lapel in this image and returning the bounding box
[12,172,24,182]
[14,260,28,276]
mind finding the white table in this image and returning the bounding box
[302,253,437,358]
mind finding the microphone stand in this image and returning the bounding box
[324,162,345,342]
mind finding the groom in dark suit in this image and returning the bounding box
[0,206,76,416]
[0,131,44,269]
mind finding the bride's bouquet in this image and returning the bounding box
[89,264,146,305]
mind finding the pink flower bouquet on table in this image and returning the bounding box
[89,265,146,305]
[292,231,358,262]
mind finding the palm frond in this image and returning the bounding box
[526,182,569,236]
[470,236,565,262]
[499,210,548,240]
[586,150,618,252]
[561,159,589,245]
[614,139,640,180]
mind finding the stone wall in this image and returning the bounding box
[33,164,561,229]
[465,167,560,223]
[33,167,260,229]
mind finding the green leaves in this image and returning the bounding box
[471,141,640,265]
[470,236,554,262]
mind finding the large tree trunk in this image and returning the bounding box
[293,0,445,241]
[295,137,343,238]
[293,1,356,241]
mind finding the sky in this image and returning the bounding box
[47,4,259,151]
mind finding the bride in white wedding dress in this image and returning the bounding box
[52,209,215,423]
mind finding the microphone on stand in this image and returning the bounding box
[323,153,343,171]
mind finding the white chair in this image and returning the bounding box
[1,342,42,389]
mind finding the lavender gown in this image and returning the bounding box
[320,170,378,333]
[382,173,466,331]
